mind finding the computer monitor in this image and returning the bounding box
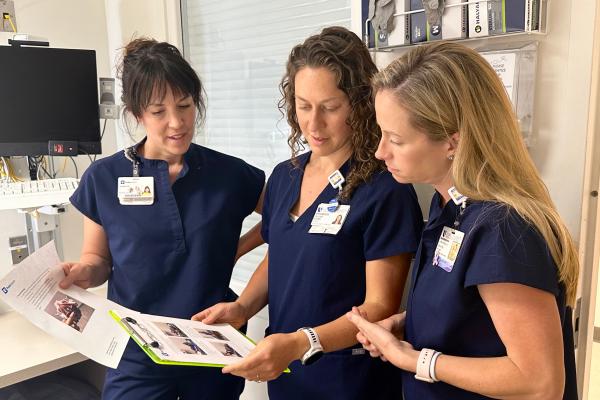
[0,45,101,156]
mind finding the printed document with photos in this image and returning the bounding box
[0,241,129,368]
[109,309,256,367]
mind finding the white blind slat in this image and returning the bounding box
[182,0,350,285]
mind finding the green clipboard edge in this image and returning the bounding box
[109,310,291,372]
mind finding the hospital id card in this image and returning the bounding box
[308,204,350,235]
[117,177,154,205]
[432,226,464,272]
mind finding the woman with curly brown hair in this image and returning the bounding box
[195,26,423,399]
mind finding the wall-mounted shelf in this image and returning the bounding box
[363,1,544,143]
[364,0,547,51]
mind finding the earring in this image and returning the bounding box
[448,155,454,161]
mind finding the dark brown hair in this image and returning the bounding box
[279,26,382,200]
[117,38,206,122]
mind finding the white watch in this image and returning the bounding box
[297,327,324,365]
[415,348,436,383]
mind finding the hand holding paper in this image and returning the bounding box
[0,242,130,368]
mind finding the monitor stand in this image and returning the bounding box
[22,205,65,260]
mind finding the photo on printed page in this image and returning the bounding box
[44,292,95,332]
[153,321,188,337]
[211,341,242,358]
[170,337,207,355]
[195,328,229,341]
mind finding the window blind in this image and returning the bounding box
[182,0,351,286]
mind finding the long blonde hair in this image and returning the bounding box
[372,42,578,305]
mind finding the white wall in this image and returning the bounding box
[531,0,595,241]
[0,0,115,312]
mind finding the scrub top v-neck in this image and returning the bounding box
[403,192,577,400]
[70,142,265,378]
[261,152,423,399]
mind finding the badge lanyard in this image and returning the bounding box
[123,146,140,177]
[309,169,350,235]
[118,145,155,205]
[432,187,468,272]
[326,169,345,211]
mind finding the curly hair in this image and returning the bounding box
[279,26,382,201]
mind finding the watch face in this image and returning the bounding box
[303,350,323,365]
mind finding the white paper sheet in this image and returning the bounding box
[113,309,256,365]
[0,242,130,368]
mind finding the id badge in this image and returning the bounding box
[309,204,350,235]
[117,177,154,205]
[432,226,464,272]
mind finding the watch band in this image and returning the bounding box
[299,327,320,347]
[415,348,436,383]
[430,351,442,382]
[297,327,324,365]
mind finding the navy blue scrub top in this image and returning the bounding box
[403,192,577,400]
[261,152,423,399]
[70,141,264,377]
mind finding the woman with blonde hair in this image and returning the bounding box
[347,42,578,400]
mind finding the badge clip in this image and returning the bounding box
[327,170,345,190]
[448,186,467,206]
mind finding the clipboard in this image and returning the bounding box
[110,309,290,372]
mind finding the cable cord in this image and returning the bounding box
[93,119,108,162]
[69,156,79,178]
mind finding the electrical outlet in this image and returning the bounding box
[0,0,17,33]
[8,235,28,265]
[100,104,120,119]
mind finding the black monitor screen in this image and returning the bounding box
[0,45,101,156]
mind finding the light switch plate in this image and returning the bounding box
[0,1,17,33]
[9,235,28,264]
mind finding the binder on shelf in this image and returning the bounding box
[410,0,433,43]
[469,0,542,38]
[469,1,490,37]
[366,0,410,48]
[442,0,468,40]
[386,0,411,47]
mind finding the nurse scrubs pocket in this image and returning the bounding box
[433,226,464,272]
[118,177,154,205]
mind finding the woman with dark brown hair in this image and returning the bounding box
[59,38,265,399]
[195,26,423,399]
